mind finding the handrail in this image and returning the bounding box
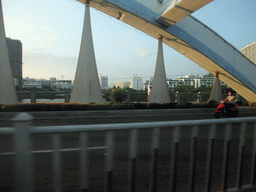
[32,116,256,133]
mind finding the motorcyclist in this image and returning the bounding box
[224,91,236,111]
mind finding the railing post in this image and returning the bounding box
[176,91,180,104]
[221,123,232,191]
[205,124,216,192]
[251,122,256,186]
[106,131,115,192]
[188,126,198,192]
[64,90,70,103]
[53,133,62,192]
[80,132,89,191]
[198,92,202,103]
[129,129,138,192]
[13,113,34,192]
[236,122,247,188]
[31,90,36,103]
[150,128,160,192]
[126,91,130,103]
[170,127,180,192]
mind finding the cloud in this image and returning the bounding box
[136,48,155,58]
[23,52,77,80]
[4,16,61,54]
[121,35,155,58]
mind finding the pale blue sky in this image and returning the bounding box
[2,0,256,86]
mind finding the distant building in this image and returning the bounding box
[166,74,225,90]
[194,75,225,88]
[142,80,150,90]
[22,77,72,90]
[240,42,256,64]
[6,38,22,90]
[167,74,198,90]
[167,79,182,90]
[50,77,57,82]
[23,78,42,89]
[130,76,143,90]
[115,81,130,88]
[99,75,108,89]
[51,80,72,90]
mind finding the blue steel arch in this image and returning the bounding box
[76,0,256,102]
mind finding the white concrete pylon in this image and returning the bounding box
[70,2,103,103]
[209,72,222,102]
[0,0,18,104]
[148,35,171,104]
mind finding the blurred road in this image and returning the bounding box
[0,107,255,127]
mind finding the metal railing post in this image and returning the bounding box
[80,132,89,191]
[205,124,216,192]
[31,90,36,103]
[250,122,256,186]
[221,123,232,191]
[188,126,198,192]
[53,133,62,192]
[106,131,115,192]
[127,91,130,103]
[198,92,202,103]
[129,129,138,192]
[64,90,70,103]
[13,113,34,192]
[170,127,180,192]
[236,122,247,188]
[150,128,160,192]
[175,91,180,104]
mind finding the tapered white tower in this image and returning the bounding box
[209,72,222,102]
[70,2,103,103]
[0,0,18,104]
[149,35,171,104]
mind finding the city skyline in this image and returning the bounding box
[2,0,256,86]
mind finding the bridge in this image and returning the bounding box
[74,0,256,103]
[0,0,256,104]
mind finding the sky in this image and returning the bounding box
[2,0,256,86]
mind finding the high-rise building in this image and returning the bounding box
[240,42,256,64]
[130,76,143,90]
[6,38,22,90]
[99,75,108,89]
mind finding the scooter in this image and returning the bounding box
[215,100,238,118]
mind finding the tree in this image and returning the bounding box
[110,88,128,103]
[203,73,214,77]
[194,85,213,93]
[174,85,195,93]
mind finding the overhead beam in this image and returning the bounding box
[157,0,213,27]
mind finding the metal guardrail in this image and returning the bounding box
[1,113,256,191]
[16,90,70,103]
[16,91,245,104]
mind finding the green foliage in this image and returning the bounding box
[174,85,195,93]
[110,88,127,103]
[194,85,213,93]
[203,73,214,77]
[173,84,218,94]
[0,102,229,112]
[102,89,112,102]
